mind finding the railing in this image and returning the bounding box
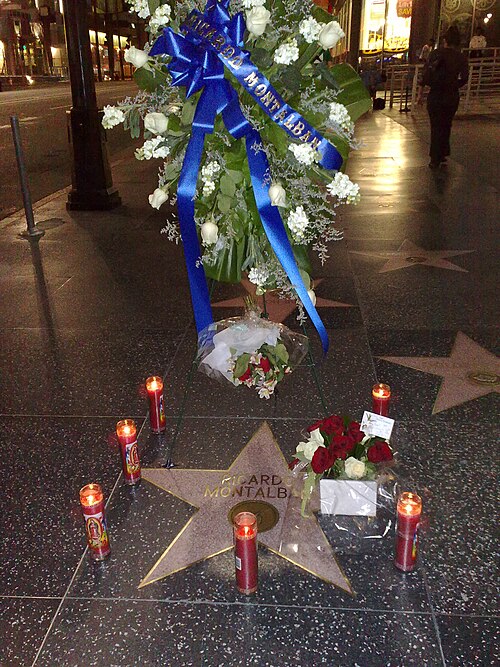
[380,58,500,113]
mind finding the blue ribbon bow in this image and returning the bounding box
[150,0,337,354]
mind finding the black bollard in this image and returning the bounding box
[10,115,45,239]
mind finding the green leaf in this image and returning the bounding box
[133,66,169,92]
[311,5,333,24]
[203,236,247,283]
[299,269,311,289]
[217,193,232,213]
[227,169,244,184]
[181,98,197,126]
[280,65,302,94]
[330,64,372,122]
[148,0,160,13]
[252,48,273,70]
[163,162,181,180]
[234,353,251,379]
[220,174,236,198]
[292,245,313,274]
[274,342,289,364]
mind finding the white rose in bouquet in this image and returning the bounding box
[148,187,169,210]
[318,21,345,50]
[246,7,271,37]
[124,46,149,68]
[297,428,325,461]
[201,221,219,244]
[344,457,366,480]
[307,289,316,306]
[268,182,286,207]
[144,112,169,135]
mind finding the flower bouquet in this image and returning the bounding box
[197,302,308,398]
[290,414,394,516]
[103,0,371,352]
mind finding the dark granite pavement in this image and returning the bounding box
[0,109,498,666]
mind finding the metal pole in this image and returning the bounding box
[61,0,121,210]
[10,115,45,239]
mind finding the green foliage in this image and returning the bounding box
[233,353,251,379]
[133,66,169,92]
[148,0,160,13]
[330,64,372,122]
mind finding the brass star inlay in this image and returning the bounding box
[379,332,500,414]
[140,422,352,594]
[350,239,474,273]
[212,278,352,323]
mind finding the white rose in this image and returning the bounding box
[318,21,345,50]
[144,112,169,135]
[296,428,324,461]
[246,6,271,37]
[307,289,316,306]
[124,46,149,68]
[201,221,219,244]
[344,457,366,480]
[268,182,286,207]
[148,187,169,210]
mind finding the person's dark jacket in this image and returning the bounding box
[422,47,468,101]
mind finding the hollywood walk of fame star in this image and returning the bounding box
[350,239,474,274]
[379,332,499,414]
[140,422,352,594]
[212,278,352,324]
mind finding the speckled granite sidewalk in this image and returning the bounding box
[1,109,498,667]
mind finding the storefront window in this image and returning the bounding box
[360,0,412,56]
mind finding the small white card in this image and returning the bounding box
[360,411,394,440]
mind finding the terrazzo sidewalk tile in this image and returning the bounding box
[0,417,135,596]
[367,329,499,424]
[395,422,499,616]
[0,597,59,667]
[0,328,184,416]
[69,418,429,615]
[437,615,500,666]
[35,599,204,667]
[200,605,443,667]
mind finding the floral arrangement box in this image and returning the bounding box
[319,479,378,516]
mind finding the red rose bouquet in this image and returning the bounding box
[290,414,394,515]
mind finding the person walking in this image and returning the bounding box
[423,26,468,169]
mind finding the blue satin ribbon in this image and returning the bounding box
[150,0,332,354]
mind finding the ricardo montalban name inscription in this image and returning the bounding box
[204,473,292,500]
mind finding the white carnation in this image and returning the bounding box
[274,39,299,65]
[287,205,310,242]
[102,105,125,129]
[136,136,170,160]
[299,17,322,44]
[242,0,266,8]
[149,4,171,32]
[202,180,216,197]
[288,143,318,166]
[329,102,354,134]
[129,0,150,19]
[201,161,221,180]
[248,265,270,287]
[326,172,360,204]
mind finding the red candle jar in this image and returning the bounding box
[233,511,258,595]
[372,383,391,416]
[116,419,141,485]
[395,492,422,572]
[145,376,166,434]
[80,483,111,561]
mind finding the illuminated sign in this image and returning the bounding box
[361,0,412,54]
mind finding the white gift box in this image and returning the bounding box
[319,479,378,516]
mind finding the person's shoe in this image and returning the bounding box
[428,161,440,169]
